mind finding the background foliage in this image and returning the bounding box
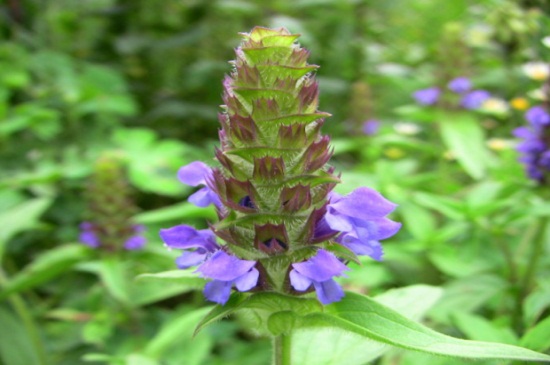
[0,0,549,364]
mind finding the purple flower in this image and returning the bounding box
[160,224,220,269]
[79,222,100,248]
[290,249,349,304]
[320,188,401,260]
[513,105,550,183]
[124,224,147,250]
[448,77,471,93]
[80,222,147,250]
[196,250,259,304]
[460,90,490,109]
[525,106,550,127]
[362,120,380,136]
[178,161,222,208]
[413,87,440,105]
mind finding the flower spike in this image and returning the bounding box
[161,27,400,305]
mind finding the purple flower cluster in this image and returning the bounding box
[161,162,400,305]
[79,222,146,250]
[412,77,490,110]
[513,106,550,182]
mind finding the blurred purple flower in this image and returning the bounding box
[525,106,550,127]
[178,161,222,208]
[413,87,440,105]
[79,222,100,248]
[196,250,259,304]
[448,77,471,93]
[160,224,220,269]
[80,222,146,250]
[460,90,490,109]
[513,106,550,183]
[362,120,380,136]
[124,224,147,250]
[290,249,349,304]
[320,188,401,260]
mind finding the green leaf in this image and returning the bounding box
[194,293,249,336]
[412,192,464,220]
[81,353,115,363]
[0,244,89,300]
[438,113,492,180]
[399,203,436,241]
[0,306,42,365]
[134,270,205,305]
[295,292,550,362]
[291,285,443,365]
[521,316,550,352]
[143,307,212,359]
[0,197,53,260]
[125,354,159,365]
[523,283,550,327]
[428,249,494,278]
[98,257,131,306]
[136,270,202,282]
[452,311,518,345]
[394,104,439,123]
[429,274,508,324]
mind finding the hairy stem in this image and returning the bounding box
[273,333,292,365]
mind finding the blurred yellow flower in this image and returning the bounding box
[510,97,529,110]
[522,62,549,81]
[384,147,405,159]
[486,138,513,151]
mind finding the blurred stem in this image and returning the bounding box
[493,229,518,284]
[514,216,548,333]
[0,267,48,365]
[520,216,548,295]
[273,334,291,365]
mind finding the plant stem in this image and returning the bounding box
[273,334,292,365]
[514,216,548,333]
[520,216,548,296]
[0,267,48,365]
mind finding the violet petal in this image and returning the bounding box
[289,269,313,291]
[177,161,210,186]
[313,279,345,305]
[175,250,208,269]
[197,250,256,281]
[203,280,233,305]
[160,225,218,252]
[234,267,259,291]
[291,249,349,282]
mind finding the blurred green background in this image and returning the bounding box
[1,0,549,364]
